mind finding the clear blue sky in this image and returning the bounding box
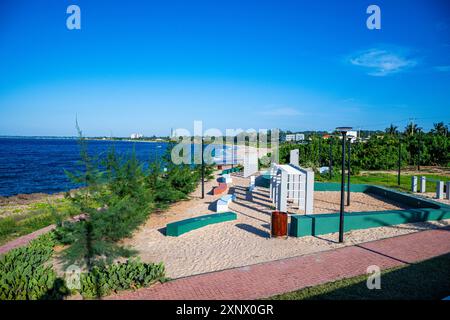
[0,0,449,136]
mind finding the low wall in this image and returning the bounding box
[314,183,443,209]
[290,208,450,237]
[290,183,450,237]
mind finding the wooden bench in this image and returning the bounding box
[166,212,237,236]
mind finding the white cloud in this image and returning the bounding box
[349,48,417,76]
[258,107,303,116]
[434,65,450,72]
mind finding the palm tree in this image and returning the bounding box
[404,122,421,136]
[431,122,448,136]
[385,124,398,135]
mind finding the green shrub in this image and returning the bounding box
[79,259,165,299]
[0,199,80,245]
[0,217,17,239]
[0,233,68,300]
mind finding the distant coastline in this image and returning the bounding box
[0,136,169,143]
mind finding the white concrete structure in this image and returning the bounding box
[290,149,299,167]
[269,163,314,214]
[436,181,444,199]
[215,194,236,213]
[411,176,418,193]
[248,176,256,192]
[420,176,426,193]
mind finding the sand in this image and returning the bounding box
[123,171,450,279]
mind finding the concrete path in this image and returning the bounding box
[106,227,450,300]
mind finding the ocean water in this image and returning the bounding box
[0,138,168,197]
[0,138,237,197]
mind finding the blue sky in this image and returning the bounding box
[0,0,449,136]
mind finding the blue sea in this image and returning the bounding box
[0,138,236,197]
[0,138,168,197]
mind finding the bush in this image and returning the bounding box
[79,259,165,299]
[0,233,68,300]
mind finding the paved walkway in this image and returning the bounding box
[0,215,84,255]
[107,227,450,300]
[0,225,56,255]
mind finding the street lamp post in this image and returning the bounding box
[418,135,422,171]
[318,137,321,166]
[398,138,401,186]
[201,136,205,199]
[336,127,352,243]
[329,138,333,180]
[347,137,351,206]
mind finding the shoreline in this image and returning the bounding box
[0,191,67,206]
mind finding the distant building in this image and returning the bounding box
[336,130,358,143]
[285,133,305,142]
[346,130,358,143]
[130,133,144,139]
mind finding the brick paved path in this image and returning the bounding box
[0,215,84,255]
[0,225,56,255]
[107,227,450,300]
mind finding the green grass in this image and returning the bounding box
[0,199,79,246]
[318,172,449,193]
[269,253,450,300]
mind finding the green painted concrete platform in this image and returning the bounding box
[166,212,237,237]
[290,183,450,237]
[221,167,242,175]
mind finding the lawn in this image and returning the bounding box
[269,253,450,300]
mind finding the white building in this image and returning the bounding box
[130,133,144,139]
[346,130,358,143]
[285,133,305,142]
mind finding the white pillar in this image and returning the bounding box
[271,175,277,205]
[290,149,299,167]
[294,174,301,207]
[305,169,314,215]
[411,176,417,193]
[420,176,426,193]
[446,182,450,200]
[436,181,444,199]
[277,170,288,212]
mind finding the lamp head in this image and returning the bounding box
[336,127,353,134]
